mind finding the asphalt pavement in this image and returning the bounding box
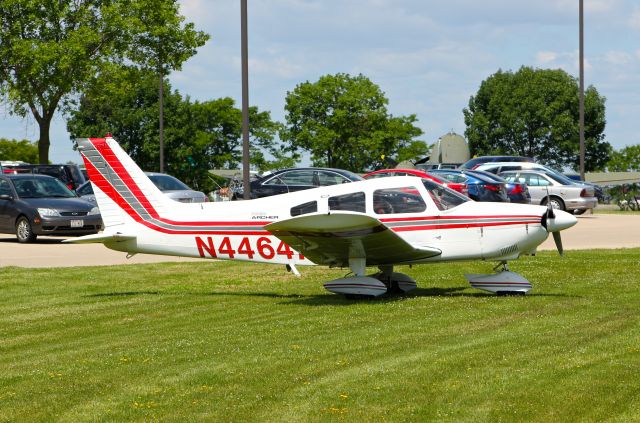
[1,214,638,268]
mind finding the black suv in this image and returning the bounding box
[235,167,363,199]
[1,164,86,190]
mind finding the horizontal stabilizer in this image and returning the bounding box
[63,233,137,244]
[266,213,441,267]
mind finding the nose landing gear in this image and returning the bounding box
[464,261,532,295]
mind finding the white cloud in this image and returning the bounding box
[536,51,559,64]
[604,51,632,65]
[534,50,589,72]
[629,8,640,30]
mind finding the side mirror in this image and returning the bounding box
[0,194,13,201]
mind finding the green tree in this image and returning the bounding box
[606,145,640,171]
[67,68,281,191]
[0,138,39,163]
[0,0,207,165]
[463,67,610,171]
[282,73,426,172]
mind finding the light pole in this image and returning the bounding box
[241,0,251,199]
[579,0,585,179]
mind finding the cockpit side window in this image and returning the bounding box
[329,192,365,213]
[373,187,426,214]
[421,179,470,211]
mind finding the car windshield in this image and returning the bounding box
[12,177,76,198]
[147,174,190,191]
[77,182,94,196]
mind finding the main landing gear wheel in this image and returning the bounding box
[16,216,37,243]
[464,262,532,295]
[323,263,417,299]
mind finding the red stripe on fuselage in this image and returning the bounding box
[380,214,541,223]
[392,220,541,232]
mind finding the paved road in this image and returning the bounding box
[1,214,638,268]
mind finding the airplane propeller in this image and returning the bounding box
[541,189,575,256]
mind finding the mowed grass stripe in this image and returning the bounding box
[1,249,640,421]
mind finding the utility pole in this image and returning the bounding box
[241,0,251,199]
[579,0,585,180]
[159,72,165,173]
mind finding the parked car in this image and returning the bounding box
[464,170,530,204]
[77,172,208,204]
[459,155,534,170]
[235,168,363,199]
[430,169,510,202]
[499,170,597,213]
[145,172,208,203]
[363,168,469,197]
[1,164,86,190]
[0,174,102,242]
[475,161,603,206]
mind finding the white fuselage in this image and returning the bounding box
[95,175,551,266]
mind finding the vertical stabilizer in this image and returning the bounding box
[76,137,172,230]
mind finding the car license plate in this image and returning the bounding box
[70,219,84,228]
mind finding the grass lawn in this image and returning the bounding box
[2,249,640,422]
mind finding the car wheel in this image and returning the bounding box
[543,196,565,211]
[573,209,587,215]
[16,216,37,243]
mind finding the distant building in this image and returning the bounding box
[416,132,470,169]
[429,132,470,165]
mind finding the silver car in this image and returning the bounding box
[500,170,597,213]
[77,172,208,204]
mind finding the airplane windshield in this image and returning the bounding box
[421,179,470,211]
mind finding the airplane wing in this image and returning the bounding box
[265,213,441,267]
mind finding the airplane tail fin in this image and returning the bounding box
[76,137,172,231]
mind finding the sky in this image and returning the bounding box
[1,0,639,164]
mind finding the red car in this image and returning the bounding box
[363,169,469,197]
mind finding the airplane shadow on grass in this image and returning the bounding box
[84,291,160,298]
[83,287,577,304]
[201,286,578,306]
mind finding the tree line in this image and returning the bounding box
[2,1,636,192]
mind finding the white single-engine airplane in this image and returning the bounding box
[69,137,577,297]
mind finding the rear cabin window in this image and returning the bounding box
[328,192,365,213]
[265,170,315,186]
[0,179,11,196]
[373,187,426,214]
[291,201,317,217]
[317,172,349,186]
[523,174,550,186]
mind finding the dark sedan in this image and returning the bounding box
[0,174,102,242]
[430,169,510,202]
[235,167,363,199]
